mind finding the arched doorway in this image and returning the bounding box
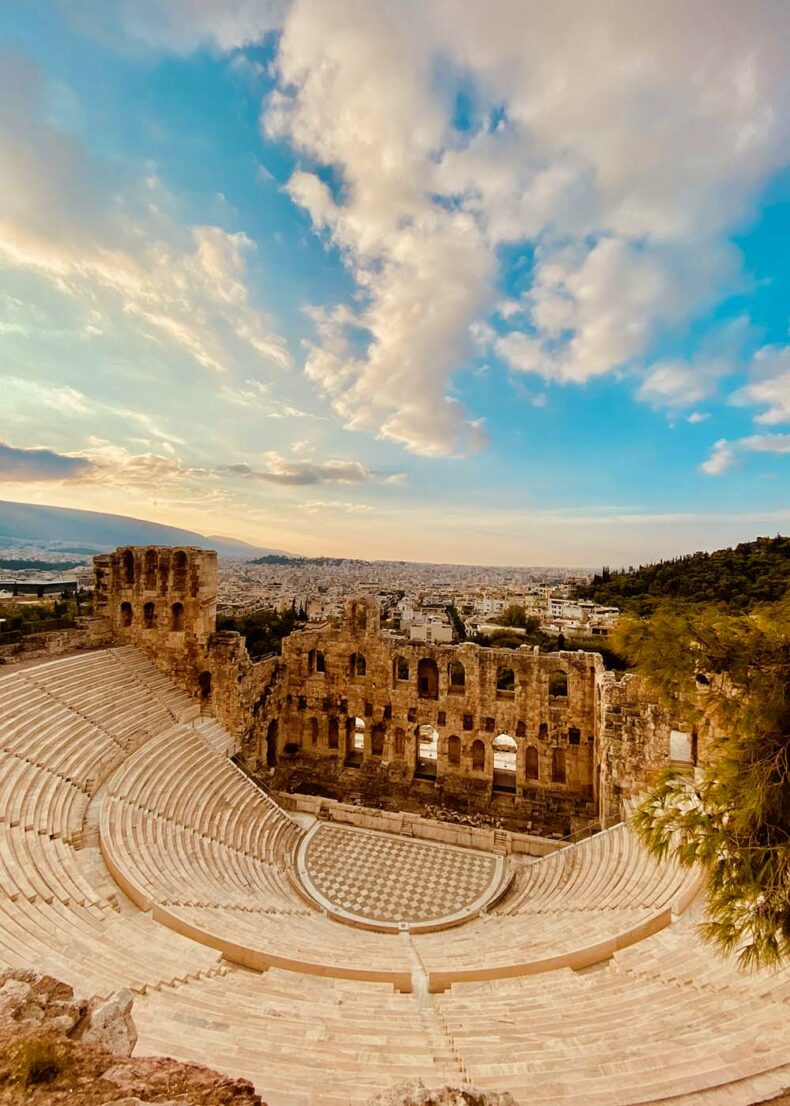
[198,671,212,702]
[416,724,438,780]
[345,716,365,767]
[493,733,517,793]
[417,658,439,699]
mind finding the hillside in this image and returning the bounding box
[580,535,790,613]
[0,501,293,560]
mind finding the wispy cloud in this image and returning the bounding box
[701,433,790,475]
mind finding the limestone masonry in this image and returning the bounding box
[93,545,692,831]
[1,542,787,1106]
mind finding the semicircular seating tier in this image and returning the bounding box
[1,647,788,1106]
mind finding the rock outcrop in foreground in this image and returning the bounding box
[0,970,261,1105]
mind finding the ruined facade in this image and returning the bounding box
[90,547,695,832]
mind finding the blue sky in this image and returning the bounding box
[0,1,788,565]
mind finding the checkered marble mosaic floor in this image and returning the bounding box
[301,823,498,925]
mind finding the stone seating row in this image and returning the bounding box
[497,820,697,916]
[24,654,184,752]
[98,730,415,986]
[133,965,450,1106]
[107,645,200,719]
[0,883,222,1000]
[0,748,88,841]
[434,908,790,1106]
[0,678,126,794]
[105,725,301,864]
[0,824,103,907]
[100,795,306,913]
[611,895,790,1002]
[0,650,230,1001]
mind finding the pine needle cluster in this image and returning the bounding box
[616,595,790,969]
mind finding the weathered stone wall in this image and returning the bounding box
[0,616,112,666]
[599,672,696,826]
[256,596,603,831]
[93,545,217,685]
[92,548,689,831]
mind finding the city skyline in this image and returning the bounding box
[1,2,789,565]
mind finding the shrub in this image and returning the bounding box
[20,1039,60,1086]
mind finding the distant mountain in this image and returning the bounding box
[0,501,295,560]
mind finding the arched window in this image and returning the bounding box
[143,601,155,629]
[568,727,581,745]
[328,718,339,750]
[496,666,515,695]
[172,550,187,592]
[393,728,405,757]
[350,652,366,677]
[393,655,409,683]
[310,717,319,746]
[417,658,439,699]
[315,650,325,673]
[525,745,539,780]
[551,747,566,784]
[171,602,184,632]
[371,724,385,757]
[538,722,549,740]
[144,549,157,590]
[447,735,461,766]
[448,660,465,692]
[549,670,568,697]
[121,549,135,587]
[515,720,526,738]
[493,733,517,773]
[416,725,438,780]
[471,739,485,772]
[120,601,133,628]
[198,671,212,700]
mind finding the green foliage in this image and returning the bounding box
[622,596,790,969]
[565,633,628,672]
[446,603,467,642]
[216,607,305,660]
[486,629,527,650]
[0,602,74,631]
[581,535,790,614]
[497,603,528,627]
[0,559,83,571]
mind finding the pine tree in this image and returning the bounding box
[615,596,790,969]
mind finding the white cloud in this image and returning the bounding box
[731,344,790,425]
[638,359,727,409]
[255,0,789,451]
[687,412,710,424]
[0,52,290,379]
[219,379,313,418]
[701,439,737,476]
[701,432,790,475]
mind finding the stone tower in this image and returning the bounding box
[93,546,217,679]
